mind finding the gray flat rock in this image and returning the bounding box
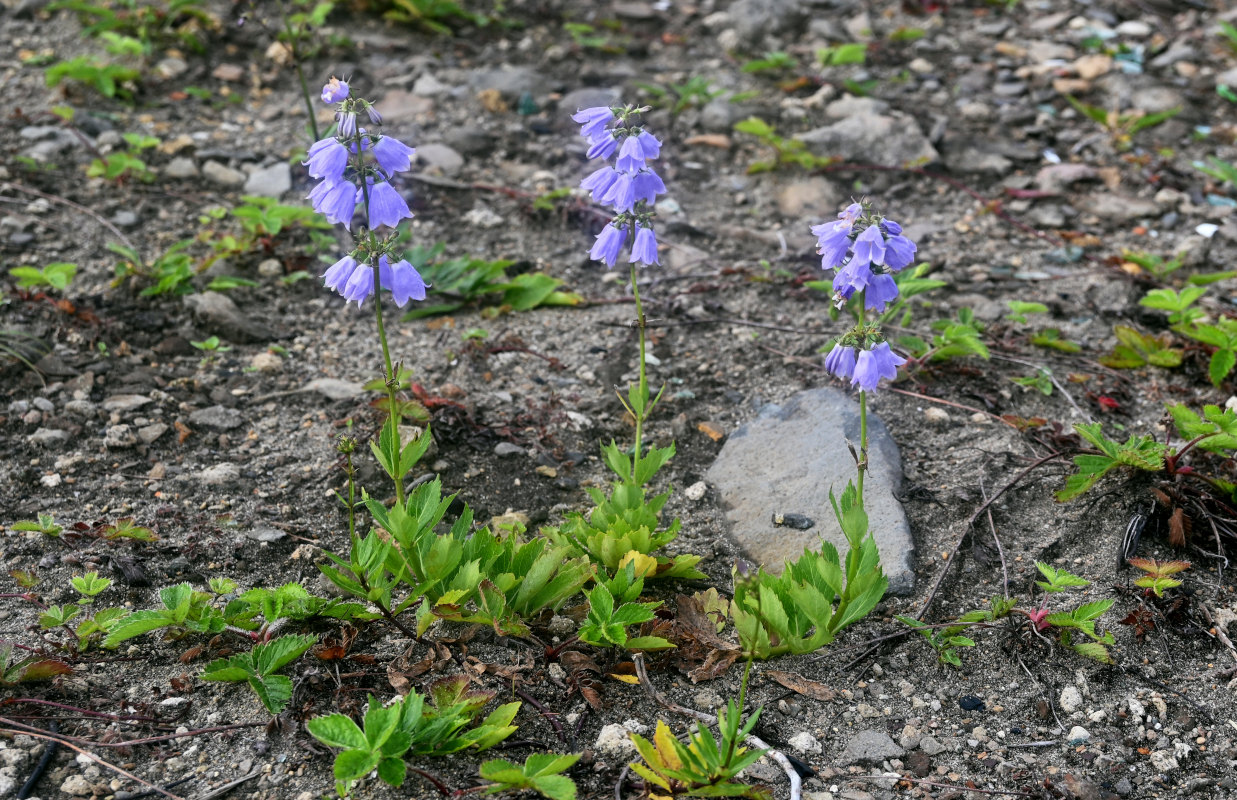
[841,730,905,765]
[188,405,244,430]
[305,378,364,401]
[704,387,914,594]
[796,111,938,168]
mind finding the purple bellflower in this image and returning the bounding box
[572,106,615,139]
[311,180,357,227]
[630,225,659,266]
[337,110,357,138]
[304,137,348,183]
[851,342,906,392]
[313,77,425,310]
[322,76,349,103]
[581,166,619,200]
[371,135,416,175]
[824,342,857,381]
[365,180,412,230]
[586,133,620,162]
[322,255,359,295]
[590,223,628,268]
[341,260,374,306]
[812,202,862,270]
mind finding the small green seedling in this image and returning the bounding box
[1012,369,1054,396]
[71,572,113,603]
[9,263,78,291]
[104,582,225,648]
[307,677,519,795]
[816,42,866,66]
[577,582,672,651]
[1005,301,1048,324]
[896,617,976,668]
[740,50,796,74]
[102,517,156,541]
[200,633,317,714]
[12,513,63,537]
[480,753,581,800]
[628,712,769,800]
[1128,558,1190,598]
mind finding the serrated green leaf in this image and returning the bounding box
[307,713,368,749]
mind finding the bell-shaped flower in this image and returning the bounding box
[311,180,357,227]
[572,106,615,139]
[341,260,374,306]
[630,225,659,266]
[824,342,857,381]
[372,135,416,176]
[321,77,349,103]
[366,180,412,230]
[851,342,906,392]
[322,255,358,296]
[581,166,620,201]
[586,132,620,161]
[304,137,348,183]
[589,223,627,267]
[380,256,427,307]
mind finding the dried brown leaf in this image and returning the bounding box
[765,670,837,701]
[560,650,604,711]
[1168,507,1189,547]
[666,594,742,683]
[387,646,440,695]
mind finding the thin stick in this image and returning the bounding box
[615,764,630,800]
[0,180,138,256]
[16,720,56,799]
[631,654,800,800]
[990,354,1092,423]
[113,776,196,800]
[192,771,260,800]
[851,773,1037,797]
[0,727,184,800]
[1016,657,1065,733]
[979,475,1010,599]
[918,451,1062,620]
[514,688,569,746]
[1199,604,1237,666]
[0,715,262,748]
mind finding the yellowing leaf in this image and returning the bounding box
[653,720,684,771]
[617,551,658,578]
[609,673,640,685]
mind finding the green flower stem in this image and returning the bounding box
[630,260,648,485]
[856,289,867,510]
[858,390,868,508]
[355,139,404,506]
[274,0,319,142]
[344,446,356,545]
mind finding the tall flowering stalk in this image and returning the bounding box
[814,201,917,508]
[574,103,666,485]
[307,77,427,505]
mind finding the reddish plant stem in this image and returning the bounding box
[0,725,185,800]
[2,698,163,723]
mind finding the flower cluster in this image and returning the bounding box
[308,78,425,308]
[813,202,917,312]
[825,335,906,392]
[816,202,917,391]
[573,105,666,268]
